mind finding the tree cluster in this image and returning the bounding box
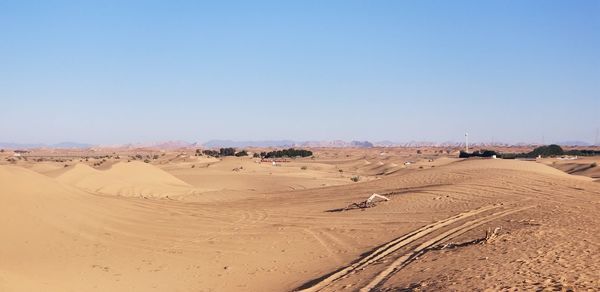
[219,147,236,156]
[563,149,600,156]
[504,144,565,159]
[201,148,248,157]
[469,144,600,159]
[459,150,498,158]
[202,149,219,157]
[528,144,564,157]
[259,148,313,158]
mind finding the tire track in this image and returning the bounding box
[304,228,344,264]
[361,205,535,291]
[297,203,503,292]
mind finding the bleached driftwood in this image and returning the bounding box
[366,193,390,204]
[340,193,390,211]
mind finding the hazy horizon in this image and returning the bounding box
[1,1,598,145]
[1,137,598,148]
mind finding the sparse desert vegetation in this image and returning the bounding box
[2,146,600,292]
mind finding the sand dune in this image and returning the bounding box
[56,162,192,198]
[0,165,111,291]
[542,157,600,180]
[1,150,600,291]
[158,157,354,200]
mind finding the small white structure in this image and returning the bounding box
[13,150,28,157]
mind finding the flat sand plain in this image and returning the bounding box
[1,148,599,291]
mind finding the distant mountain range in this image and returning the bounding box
[554,141,592,147]
[201,140,376,148]
[117,140,199,150]
[202,140,296,148]
[0,142,93,149]
[0,140,596,150]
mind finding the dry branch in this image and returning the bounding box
[430,227,502,251]
[326,193,390,212]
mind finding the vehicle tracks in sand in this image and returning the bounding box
[297,202,535,292]
[304,228,345,265]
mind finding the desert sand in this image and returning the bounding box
[1,148,600,291]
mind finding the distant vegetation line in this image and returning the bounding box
[259,148,313,158]
[197,148,312,158]
[461,144,600,159]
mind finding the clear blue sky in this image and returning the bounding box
[1,0,598,145]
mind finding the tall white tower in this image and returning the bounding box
[465,132,469,153]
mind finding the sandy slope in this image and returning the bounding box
[56,162,192,198]
[1,156,600,291]
[158,157,355,200]
[541,157,600,180]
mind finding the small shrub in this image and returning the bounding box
[191,164,195,168]
[350,176,360,182]
[144,159,150,163]
[300,166,307,170]
[338,169,343,173]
